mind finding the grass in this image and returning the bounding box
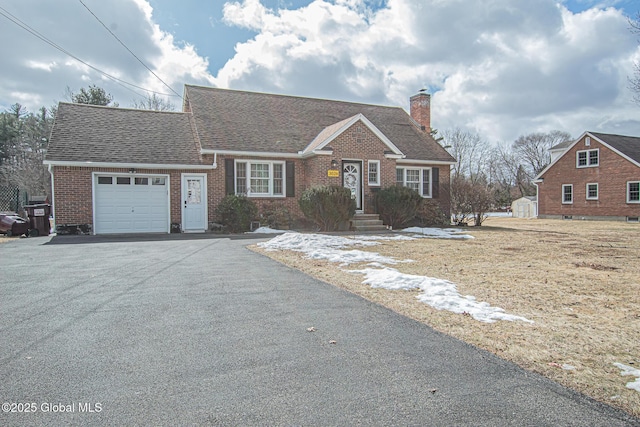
[250,217,640,418]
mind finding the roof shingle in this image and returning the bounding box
[185,85,455,163]
[46,103,202,165]
[590,132,640,164]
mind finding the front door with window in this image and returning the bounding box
[343,161,362,211]
[181,174,207,232]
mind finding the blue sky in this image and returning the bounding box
[0,0,638,143]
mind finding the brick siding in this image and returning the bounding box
[537,135,640,219]
[52,122,452,232]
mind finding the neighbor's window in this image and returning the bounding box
[586,183,598,200]
[577,149,599,168]
[396,167,432,197]
[235,160,285,197]
[368,160,380,186]
[628,181,640,203]
[562,184,573,204]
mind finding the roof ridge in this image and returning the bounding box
[184,84,404,110]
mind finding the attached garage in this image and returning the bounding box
[93,174,170,234]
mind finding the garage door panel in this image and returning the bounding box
[94,175,169,234]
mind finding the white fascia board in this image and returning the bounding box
[201,149,301,159]
[396,158,456,165]
[300,150,333,159]
[43,160,215,170]
[304,113,404,156]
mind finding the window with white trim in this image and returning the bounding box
[368,160,380,186]
[628,181,640,203]
[586,183,598,200]
[396,167,431,197]
[235,160,285,197]
[562,184,573,204]
[576,149,599,168]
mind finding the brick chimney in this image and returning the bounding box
[410,90,431,132]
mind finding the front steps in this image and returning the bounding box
[350,214,387,232]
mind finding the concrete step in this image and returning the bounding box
[350,214,387,232]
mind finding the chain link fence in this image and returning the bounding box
[0,186,28,213]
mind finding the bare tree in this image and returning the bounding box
[450,175,494,226]
[512,130,572,177]
[0,105,53,197]
[132,93,176,111]
[442,128,493,183]
[630,12,640,105]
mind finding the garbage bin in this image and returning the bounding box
[23,204,51,237]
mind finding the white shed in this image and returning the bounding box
[512,196,537,218]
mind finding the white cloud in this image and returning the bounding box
[0,0,214,111]
[1,0,638,142]
[216,0,640,141]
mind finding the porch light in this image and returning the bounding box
[331,159,339,169]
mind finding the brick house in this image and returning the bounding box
[534,131,640,221]
[44,85,455,234]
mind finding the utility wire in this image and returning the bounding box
[78,0,183,100]
[0,5,175,99]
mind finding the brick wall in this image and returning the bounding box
[52,166,213,231]
[537,135,640,219]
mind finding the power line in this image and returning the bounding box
[78,0,183,100]
[0,5,176,99]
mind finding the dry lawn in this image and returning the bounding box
[250,217,640,418]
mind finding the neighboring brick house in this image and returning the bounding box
[534,131,640,221]
[44,85,455,234]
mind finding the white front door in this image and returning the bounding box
[343,161,362,211]
[181,174,207,232]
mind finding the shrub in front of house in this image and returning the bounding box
[375,186,423,229]
[299,186,356,231]
[260,202,293,230]
[413,198,450,227]
[216,194,258,233]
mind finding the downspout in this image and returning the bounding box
[47,163,56,233]
[533,181,540,218]
[213,152,217,169]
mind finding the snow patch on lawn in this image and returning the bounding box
[350,266,533,324]
[259,232,530,323]
[613,363,640,392]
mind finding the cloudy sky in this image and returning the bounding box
[1,0,639,143]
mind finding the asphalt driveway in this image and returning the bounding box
[1,235,638,426]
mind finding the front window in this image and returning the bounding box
[577,149,599,168]
[586,183,598,200]
[628,181,640,203]
[235,161,285,197]
[562,184,573,204]
[396,167,432,197]
[368,160,380,186]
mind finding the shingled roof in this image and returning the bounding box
[590,132,640,165]
[45,103,202,165]
[184,85,455,163]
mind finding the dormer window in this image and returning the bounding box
[576,149,599,168]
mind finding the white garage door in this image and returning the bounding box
[94,175,169,234]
